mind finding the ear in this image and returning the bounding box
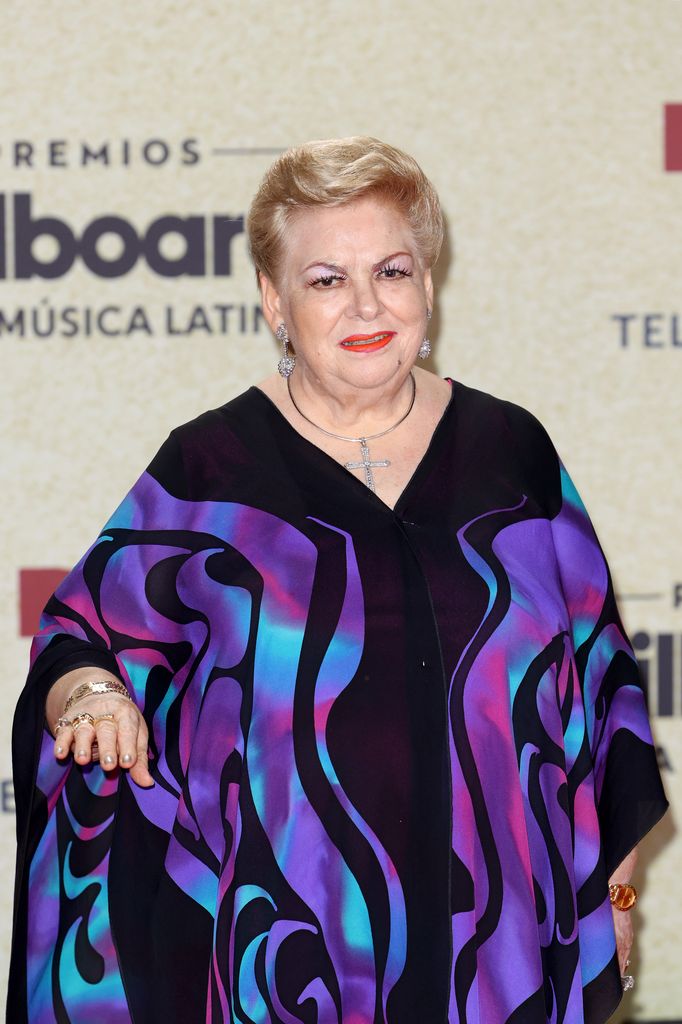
[423,267,434,312]
[259,272,285,335]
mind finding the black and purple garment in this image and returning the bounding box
[10,380,667,1023]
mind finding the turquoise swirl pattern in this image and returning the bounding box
[11,382,667,1023]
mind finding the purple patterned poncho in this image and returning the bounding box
[9,380,667,1023]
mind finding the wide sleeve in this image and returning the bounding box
[549,459,668,878]
[8,429,205,1022]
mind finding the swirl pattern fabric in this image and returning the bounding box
[9,381,667,1024]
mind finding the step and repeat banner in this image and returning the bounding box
[1,2,680,1020]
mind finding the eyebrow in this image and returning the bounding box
[300,250,415,275]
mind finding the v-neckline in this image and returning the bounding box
[250,378,457,517]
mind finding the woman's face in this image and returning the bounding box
[260,196,433,394]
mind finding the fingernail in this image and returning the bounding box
[104,755,115,765]
[121,753,132,764]
[56,745,63,754]
[77,750,87,758]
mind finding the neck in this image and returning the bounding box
[288,364,418,437]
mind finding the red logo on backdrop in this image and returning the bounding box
[664,103,682,171]
[19,568,68,637]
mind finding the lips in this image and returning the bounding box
[339,331,396,352]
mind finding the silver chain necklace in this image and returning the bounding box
[286,372,417,492]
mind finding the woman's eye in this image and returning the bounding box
[309,274,345,288]
[378,265,411,279]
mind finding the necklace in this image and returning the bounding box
[286,371,417,492]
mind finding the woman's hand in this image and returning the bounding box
[609,847,638,976]
[46,667,154,788]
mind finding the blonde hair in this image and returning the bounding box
[247,136,444,283]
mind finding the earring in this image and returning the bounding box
[276,322,296,377]
[419,309,432,360]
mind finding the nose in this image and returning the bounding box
[346,276,383,321]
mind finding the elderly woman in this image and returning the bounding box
[9,137,667,1024]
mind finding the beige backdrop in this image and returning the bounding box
[1,1,680,1019]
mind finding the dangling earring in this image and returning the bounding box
[418,309,432,360]
[276,322,296,377]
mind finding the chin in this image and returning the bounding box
[335,350,411,385]
[338,359,408,390]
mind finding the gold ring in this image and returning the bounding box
[93,713,116,725]
[609,882,638,911]
[71,712,95,731]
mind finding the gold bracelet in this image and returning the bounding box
[63,679,132,715]
[609,882,638,911]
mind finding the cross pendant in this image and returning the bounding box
[345,438,391,493]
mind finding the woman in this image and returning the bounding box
[9,137,667,1024]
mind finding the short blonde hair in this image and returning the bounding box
[247,136,444,283]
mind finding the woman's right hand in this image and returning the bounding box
[46,667,154,787]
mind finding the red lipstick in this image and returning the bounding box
[339,331,396,352]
